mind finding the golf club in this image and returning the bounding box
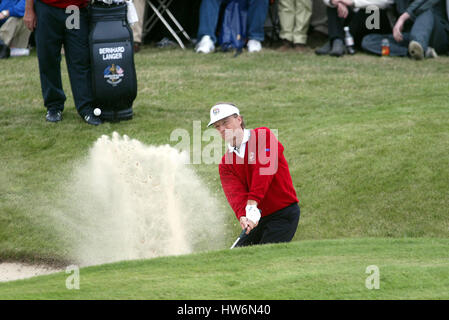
[230,228,248,249]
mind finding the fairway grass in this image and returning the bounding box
[1,48,448,268]
[0,238,448,300]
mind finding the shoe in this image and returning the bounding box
[133,42,141,53]
[293,43,307,53]
[247,39,262,53]
[195,35,215,54]
[83,112,102,126]
[409,40,424,60]
[278,39,292,52]
[329,38,345,57]
[315,41,331,55]
[425,46,438,59]
[0,44,10,59]
[46,110,62,122]
[10,48,30,57]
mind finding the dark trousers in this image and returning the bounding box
[236,203,300,247]
[34,0,93,116]
[327,6,392,47]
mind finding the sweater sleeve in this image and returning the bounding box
[219,163,248,220]
[353,0,394,9]
[247,128,283,205]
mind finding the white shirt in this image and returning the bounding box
[323,0,393,9]
[228,129,251,159]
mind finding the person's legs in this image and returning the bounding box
[247,0,269,41]
[131,0,146,50]
[8,19,31,49]
[259,204,300,244]
[278,0,295,43]
[235,224,264,247]
[361,33,409,56]
[326,5,345,42]
[0,17,30,47]
[410,9,434,53]
[34,0,66,112]
[197,0,224,43]
[292,0,311,45]
[63,7,94,117]
[428,9,449,54]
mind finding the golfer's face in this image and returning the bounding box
[213,115,242,142]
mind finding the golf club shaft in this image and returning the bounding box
[230,228,247,249]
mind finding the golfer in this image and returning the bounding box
[208,102,300,247]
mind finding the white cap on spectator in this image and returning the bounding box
[208,103,240,127]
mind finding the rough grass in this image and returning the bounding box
[1,238,448,299]
[0,47,448,265]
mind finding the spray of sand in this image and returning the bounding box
[56,132,225,266]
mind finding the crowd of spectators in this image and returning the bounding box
[1,0,447,126]
[2,0,446,60]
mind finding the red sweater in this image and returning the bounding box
[219,127,299,220]
[40,0,89,8]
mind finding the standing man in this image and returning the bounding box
[277,0,312,52]
[195,0,269,53]
[23,0,102,125]
[131,0,146,52]
[208,103,300,247]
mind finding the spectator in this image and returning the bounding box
[195,0,269,53]
[362,0,449,59]
[277,0,312,52]
[23,0,101,125]
[310,0,329,35]
[315,0,394,56]
[0,0,31,58]
[131,0,146,52]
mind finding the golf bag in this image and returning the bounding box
[89,1,137,121]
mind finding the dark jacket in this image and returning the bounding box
[394,0,449,31]
[396,0,442,20]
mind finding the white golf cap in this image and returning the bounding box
[207,103,240,127]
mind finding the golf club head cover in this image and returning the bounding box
[245,204,261,224]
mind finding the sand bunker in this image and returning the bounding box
[0,263,61,283]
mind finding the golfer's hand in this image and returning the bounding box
[239,217,257,235]
[24,7,37,31]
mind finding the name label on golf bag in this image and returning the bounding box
[89,3,137,121]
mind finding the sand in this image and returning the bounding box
[0,263,61,283]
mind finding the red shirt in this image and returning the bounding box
[40,0,89,8]
[219,127,299,221]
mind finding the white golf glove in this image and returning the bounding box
[245,204,261,224]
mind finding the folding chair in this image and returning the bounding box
[143,0,193,49]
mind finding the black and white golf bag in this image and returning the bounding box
[89,0,137,121]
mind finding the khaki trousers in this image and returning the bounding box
[0,17,31,48]
[131,0,147,43]
[278,0,312,44]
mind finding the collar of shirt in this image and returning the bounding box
[228,129,250,158]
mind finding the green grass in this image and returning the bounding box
[1,238,448,299]
[0,47,448,298]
